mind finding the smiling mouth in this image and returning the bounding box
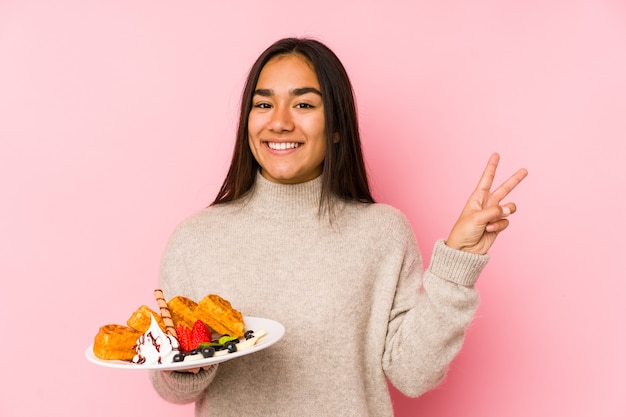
[266,142,302,150]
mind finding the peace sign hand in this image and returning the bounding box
[445,153,528,255]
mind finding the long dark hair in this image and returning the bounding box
[212,37,374,209]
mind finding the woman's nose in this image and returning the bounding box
[269,105,294,132]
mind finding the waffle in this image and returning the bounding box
[196,294,245,337]
[167,295,199,329]
[92,292,245,362]
[93,324,141,361]
[126,305,166,333]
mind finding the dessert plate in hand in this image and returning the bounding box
[85,316,284,371]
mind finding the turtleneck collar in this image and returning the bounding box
[243,171,324,218]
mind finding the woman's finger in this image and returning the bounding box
[490,168,528,203]
[486,218,510,233]
[475,153,500,192]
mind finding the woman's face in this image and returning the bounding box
[248,54,326,184]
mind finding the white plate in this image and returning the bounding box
[85,316,284,371]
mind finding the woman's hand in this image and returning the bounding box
[446,153,528,255]
[164,365,214,375]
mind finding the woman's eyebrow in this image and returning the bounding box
[253,87,322,97]
[292,87,322,97]
[253,88,273,97]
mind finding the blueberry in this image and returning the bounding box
[173,353,186,362]
[225,341,238,353]
[244,330,254,339]
[200,346,215,358]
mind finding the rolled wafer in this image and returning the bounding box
[154,289,177,337]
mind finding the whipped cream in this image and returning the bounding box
[132,314,180,365]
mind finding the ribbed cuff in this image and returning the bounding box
[168,363,219,392]
[427,239,490,286]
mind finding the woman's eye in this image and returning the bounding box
[253,102,271,109]
[295,103,313,109]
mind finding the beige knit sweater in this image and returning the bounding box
[150,173,488,416]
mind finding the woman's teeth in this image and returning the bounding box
[268,142,301,150]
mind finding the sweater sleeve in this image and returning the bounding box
[382,238,488,397]
[149,365,219,404]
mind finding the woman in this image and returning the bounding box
[150,37,527,416]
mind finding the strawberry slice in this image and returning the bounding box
[190,320,212,350]
[176,324,192,352]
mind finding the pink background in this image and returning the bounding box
[1,1,625,416]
